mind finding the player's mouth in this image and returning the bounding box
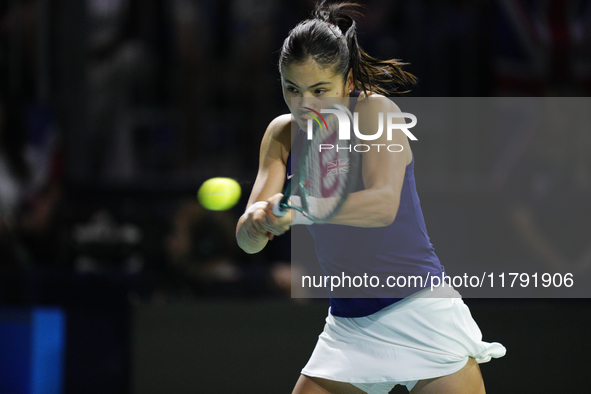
[296,110,314,122]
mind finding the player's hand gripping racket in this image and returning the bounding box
[272,103,360,224]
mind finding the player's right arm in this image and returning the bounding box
[236,114,292,254]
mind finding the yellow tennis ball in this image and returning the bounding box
[197,177,241,211]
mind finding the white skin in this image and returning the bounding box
[235,59,485,394]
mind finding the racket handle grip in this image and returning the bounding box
[272,201,287,217]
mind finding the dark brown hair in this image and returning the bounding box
[279,1,417,95]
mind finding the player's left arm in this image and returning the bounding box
[327,96,412,227]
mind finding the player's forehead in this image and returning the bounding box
[281,59,341,87]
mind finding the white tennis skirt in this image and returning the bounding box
[301,285,506,392]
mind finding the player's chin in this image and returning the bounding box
[292,120,305,131]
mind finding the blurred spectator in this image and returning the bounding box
[17,105,64,267]
[224,0,281,157]
[69,208,144,274]
[86,0,160,181]
[148,198,295,300]
[152,199,243,300]
[0,91,30,303]
[0,90,64,277]
[168,0,216,172]
[0,93,30,227]
[0,1,65,302]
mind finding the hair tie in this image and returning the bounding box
[326,21,342,36]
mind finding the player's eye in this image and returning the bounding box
[285,86,298,93]
[314,89,327,95]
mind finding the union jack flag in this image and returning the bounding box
[327,159,349,175]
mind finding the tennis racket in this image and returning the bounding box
[272,103,360,223]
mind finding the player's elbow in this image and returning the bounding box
[376,194,399,226]
[381,213,396,227]
[379,208,397,227]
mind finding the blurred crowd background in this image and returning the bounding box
[0,0,590,393]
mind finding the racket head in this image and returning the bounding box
[289,100,361,223]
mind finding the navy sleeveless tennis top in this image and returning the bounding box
[286,94,445,317]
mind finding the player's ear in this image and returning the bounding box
[345,68,354,94]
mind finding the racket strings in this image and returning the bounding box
[302,111,353,220]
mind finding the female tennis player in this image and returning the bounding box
[236,2,505,393]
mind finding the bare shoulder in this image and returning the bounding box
[261,113,293,164]
[354,92,402,114]
[266,113,292,135]
[353,93,412,165]
[263,113,292,145]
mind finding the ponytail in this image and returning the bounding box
[280,1,417,95]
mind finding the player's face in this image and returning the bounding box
[281,59,353,130]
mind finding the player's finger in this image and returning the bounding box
[246,216,266,237]
[265,194,284,216]
[261,224,283,236]
[251,208,267,226]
